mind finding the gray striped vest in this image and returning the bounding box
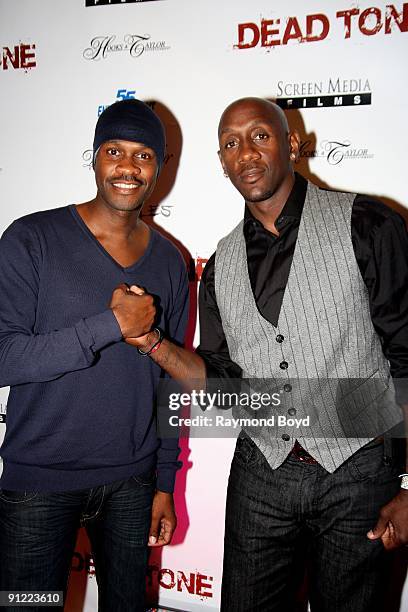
[214,181,402,471]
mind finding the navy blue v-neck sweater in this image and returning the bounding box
[0,205,188,493]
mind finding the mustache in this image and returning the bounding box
[110,173,144,184]
[240,163,262,173]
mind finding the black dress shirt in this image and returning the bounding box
[197,173,408,404]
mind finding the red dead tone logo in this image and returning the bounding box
[235,4,408,49]
[1,43,36,71]
[147,566,213,599]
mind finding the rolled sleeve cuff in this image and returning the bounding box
[82,309,123,352]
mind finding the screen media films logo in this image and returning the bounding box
[275,77,372,109]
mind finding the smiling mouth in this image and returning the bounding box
[111,181,143,191]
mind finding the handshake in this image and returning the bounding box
[110,283,157,350]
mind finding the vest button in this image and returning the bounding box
[276,334,284,343]
[284,383,292,392]
[288,408,296,416]
[282,433,290,441]
[280,361,288,370]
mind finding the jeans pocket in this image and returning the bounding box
[234,434,259,467]
[131,469,156,487]
[347,440,394,481]
[0,489,38,503]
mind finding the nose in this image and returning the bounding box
[239,139,260,163]
[116,154,141,176]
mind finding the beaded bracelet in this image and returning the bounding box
[137,328,163,357]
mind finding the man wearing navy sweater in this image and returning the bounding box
[0,100,189,611]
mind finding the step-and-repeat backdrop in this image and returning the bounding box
[1,0,407,610]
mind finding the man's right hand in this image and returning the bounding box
[110,284,155,339]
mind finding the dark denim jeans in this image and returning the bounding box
[221,435,402,612]
[0,470,155,612]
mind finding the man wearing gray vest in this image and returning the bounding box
[127,97,408,611]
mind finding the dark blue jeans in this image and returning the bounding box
[0,471,155,611]
[221,435,402,612]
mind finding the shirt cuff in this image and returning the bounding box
[394,378,408,406]
[82,309,123,352]
[156,466,180,494]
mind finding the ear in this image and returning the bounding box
[288,130,301,162]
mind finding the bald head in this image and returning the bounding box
[218,97,289,140]
[217,96,300,206]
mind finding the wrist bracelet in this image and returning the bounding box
[137,328,163,357]
[399,474,408,490]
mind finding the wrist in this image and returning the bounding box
[137,330,158,352]
[137,328,163,356]
[154,490,175,506]
[111,306,128,338]
[155,490,174,498]
[399,474,408,490]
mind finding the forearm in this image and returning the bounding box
[0,328,90,386]
[140,334,206,387]
[0,310,121,387]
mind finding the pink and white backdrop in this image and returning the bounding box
[0,0,407,609]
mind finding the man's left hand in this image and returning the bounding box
[148,491,177,547]
[367,489,408,549]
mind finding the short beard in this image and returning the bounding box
[107,201,144,213]
[245,190,275,203]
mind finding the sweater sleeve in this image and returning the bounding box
[155,257,189,493]
[0,220,122,387]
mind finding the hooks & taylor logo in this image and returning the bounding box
[300,139,374,165]
[83,34,170,60]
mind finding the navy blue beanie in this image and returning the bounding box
[93,99,166,171]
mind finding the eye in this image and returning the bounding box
[224,139,237,149]
[106,147,121,157]
[254,132,268,141]
[136,151,152,160]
